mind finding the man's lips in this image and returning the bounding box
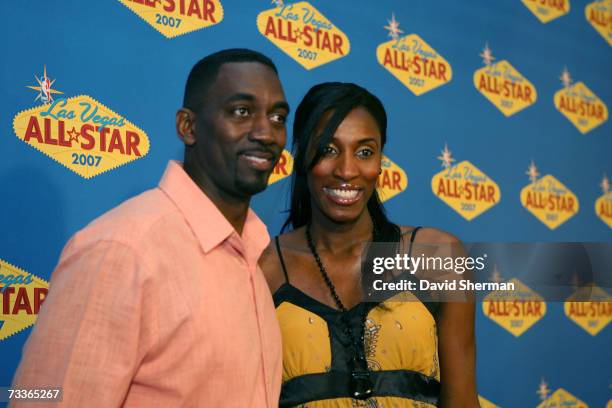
[238,149,277,171]
[323,185,364,206]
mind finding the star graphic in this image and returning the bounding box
[294,28,303,40]
[437,143,455,169]
[384,13,404,40]
[26,65,64,104]
[489,265,503,283]
[526,160,540,184]
[601,173,610,194]
[271,0,284,7]
[67,127,80,143]
[479,43,495,67]
[560,67,573,89]
[536,378,551,401]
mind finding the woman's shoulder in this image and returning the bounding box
[398,225,461,244]
[259,227,306,293]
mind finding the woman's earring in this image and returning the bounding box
[378,168,382,175]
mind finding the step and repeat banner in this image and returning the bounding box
[1,0,611,406]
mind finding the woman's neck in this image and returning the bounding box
[308,210,374,256]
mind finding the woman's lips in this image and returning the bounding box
[323,187,364,206]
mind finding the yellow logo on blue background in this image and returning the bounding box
[118,0,224,38]
[474,44,537,116]
[257,1,350,70]
[376,14,452,96]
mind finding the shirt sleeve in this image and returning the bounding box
[10,237,158,408]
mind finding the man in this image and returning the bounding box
[11,49,290,407]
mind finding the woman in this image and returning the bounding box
[260,82,478,407]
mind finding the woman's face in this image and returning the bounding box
[307,107,382,225]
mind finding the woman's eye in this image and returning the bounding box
[358,148,374,157]
[232,107,250,117]
[322,145,337,155]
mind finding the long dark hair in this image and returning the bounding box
[282,82,400,245]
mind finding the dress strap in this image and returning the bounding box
[407,226,422,259]
[274,236,290,283]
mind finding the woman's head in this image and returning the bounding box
[284,82,398,241]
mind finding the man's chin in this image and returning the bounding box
[235,176,270,196]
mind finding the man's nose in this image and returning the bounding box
[249,113,275,144]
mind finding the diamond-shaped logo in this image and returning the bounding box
[478,396,500,408]
[483,278,546,337]
[118,0,224,38]
[522,0,570,23]
[0,259,49,341]
[13,95,150,179]
[268,149,294,185]
[257,1,350,70]
[377,155,408,203]
[520,174,579,230]
[474,60,537,117]
[564,285,611,336]
[376,34,452,96]
[586,0,612,46]
[432,160,501,221]
[595,193,612,228]
[554,82,608,134]
[537,388,588,408]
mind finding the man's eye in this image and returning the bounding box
[270,113,286,124]
[232,107,250,117]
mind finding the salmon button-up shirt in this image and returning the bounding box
[11,161,282,407]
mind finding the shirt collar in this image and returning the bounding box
[159,161,270,261]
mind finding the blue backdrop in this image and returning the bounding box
[1,1,610,406]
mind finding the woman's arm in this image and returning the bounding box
[409,227,480,407]
[438,301,479,407]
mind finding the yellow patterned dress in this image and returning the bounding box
[273,234,440,407]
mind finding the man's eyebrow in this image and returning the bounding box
[272,100,290,114]
[223,94,290,114]
[224,93,256,104]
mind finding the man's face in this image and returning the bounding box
[190,62,288,199]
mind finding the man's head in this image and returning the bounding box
[177,49,289,201]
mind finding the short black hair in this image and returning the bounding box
[183,48,278,112]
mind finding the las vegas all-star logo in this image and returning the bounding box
[595,174,612,228]
[554,68,608,134]
[474,44,537,117]
[521,0,570,23]
[376,14,452,96]
[118,0,224,38]
[268,149,294,185]
[377,155,408,202]
[14,67,150,179]
[268,152,408,202]
[564,282,611,336]
[520,161,579,230]
[536,379,589,408]
[477,396,500,408]
[431,144,501,221]
[586,0,612,46]
[257,1,350,70]
[0,259,49,341]
[483,270,546,337]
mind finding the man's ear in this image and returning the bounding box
[176,108,197,146]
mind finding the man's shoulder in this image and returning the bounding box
[73,187,183,251]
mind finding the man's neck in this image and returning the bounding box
[184,160,250,235]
